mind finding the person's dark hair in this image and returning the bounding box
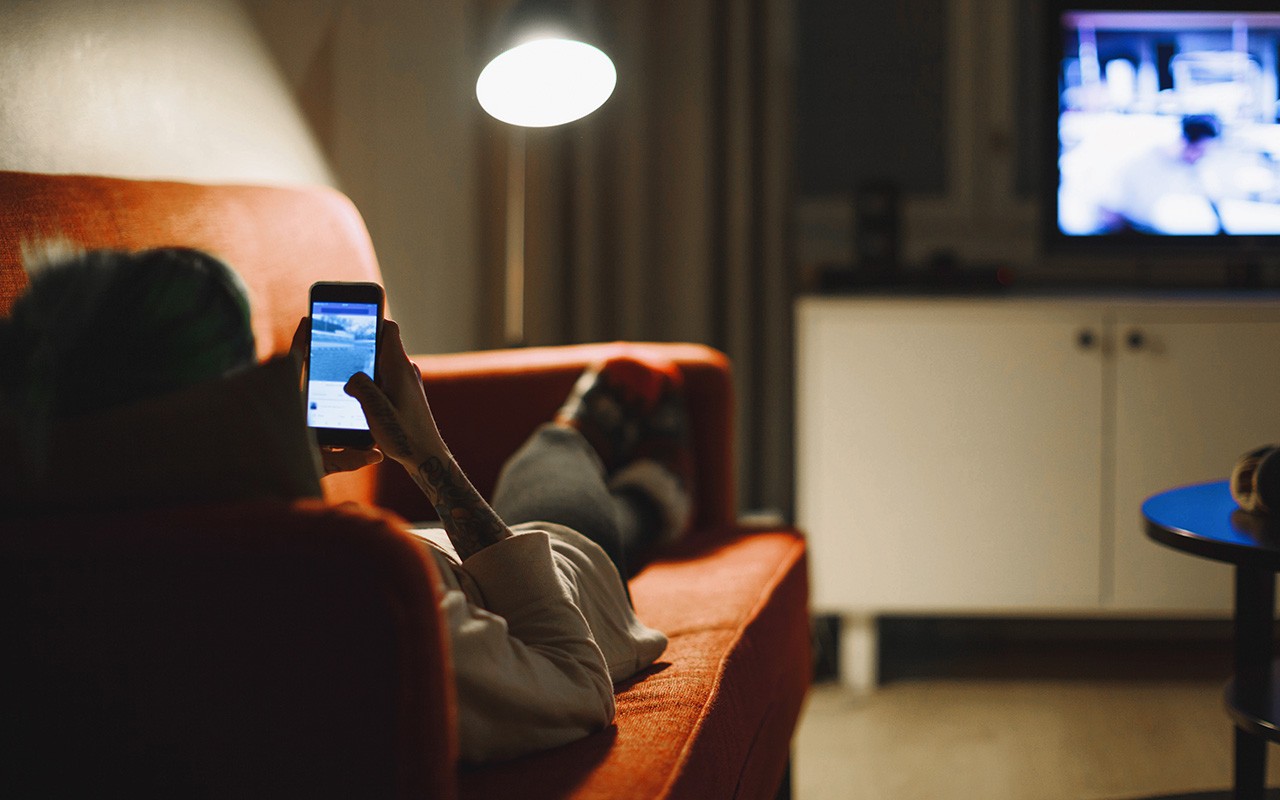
[1182,114,1222,144]
[0,246,256,421]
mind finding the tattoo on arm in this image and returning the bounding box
[416,455,511,559]
[371,407,417,461]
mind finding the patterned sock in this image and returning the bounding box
[609,369,695,543]
[554,354,682,473]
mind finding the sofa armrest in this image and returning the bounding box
[0,501,457,799]
[343,342,737,533]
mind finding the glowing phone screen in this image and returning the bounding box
[306,301,378,431]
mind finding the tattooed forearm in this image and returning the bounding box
[416,455,511,560]
[369,402,417,461]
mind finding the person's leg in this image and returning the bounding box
[492,354,694,580]
[491,423,657,580]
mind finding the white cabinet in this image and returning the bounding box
[1110,308,1280,612]
[796,295,1280,690]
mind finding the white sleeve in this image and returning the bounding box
[444,530,615,764]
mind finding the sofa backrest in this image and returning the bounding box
[403,343,739,533]
[0,169,383,504]
[0,170,381,357]
[0,170,741,528]
[0,500,458,799]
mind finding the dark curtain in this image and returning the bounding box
[477,0,797,518]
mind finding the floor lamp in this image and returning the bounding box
[476,0,616,346]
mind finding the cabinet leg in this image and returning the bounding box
[840,613,878,695]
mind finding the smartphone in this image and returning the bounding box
[305,281,385,448]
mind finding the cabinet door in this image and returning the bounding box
[797,300,1106,612]
[1111,307,1280,613]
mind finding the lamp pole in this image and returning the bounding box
[504,129,526,346]
[477,1,616,348]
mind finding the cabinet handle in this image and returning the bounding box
[1076,329,1097,350]
[1126,330,1146,350]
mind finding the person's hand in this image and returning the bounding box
[342,319,444,470]
[289,316,386,475]
[289,317,310,380]
[317,445,384,475]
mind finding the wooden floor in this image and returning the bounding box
[795,620,1280,800]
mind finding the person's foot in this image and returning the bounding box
[609,379,695,542]
[554,353,683,473]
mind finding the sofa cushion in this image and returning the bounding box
[458,526,809,800]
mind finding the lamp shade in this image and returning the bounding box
[476,0,616,128]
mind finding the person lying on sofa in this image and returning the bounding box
[0,245,693,764]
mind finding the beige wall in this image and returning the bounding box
[0,0,333,185]
[0,0,484,355]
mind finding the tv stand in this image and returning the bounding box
[796,293,1280,692]
[1227,259,1265,289]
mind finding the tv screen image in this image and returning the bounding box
[1055,8,1280,240]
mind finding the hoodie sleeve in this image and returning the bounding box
[442,529,615,764]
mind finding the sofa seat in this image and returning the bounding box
[459,527,809,800]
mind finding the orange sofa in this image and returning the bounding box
[0,171,810,799]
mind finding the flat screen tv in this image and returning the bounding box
[1046,1,1280,265]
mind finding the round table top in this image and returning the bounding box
[1143,480,1280,570]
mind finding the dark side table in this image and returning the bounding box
[1144,480,1280,800]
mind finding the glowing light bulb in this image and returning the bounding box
[477,38,617,127]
